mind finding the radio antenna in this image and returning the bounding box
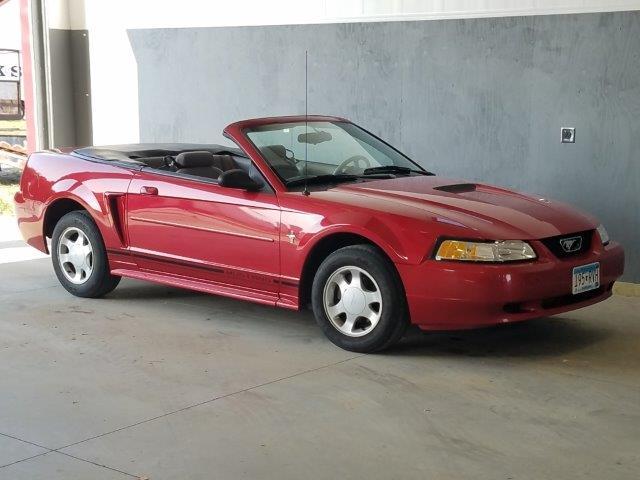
[303,50,310,196]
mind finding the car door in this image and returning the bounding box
[125,169,281,296]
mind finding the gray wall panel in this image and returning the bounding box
[48,29,75,147]
[128,12,640,281]
[48,28,92,147]
[69,30,92,146]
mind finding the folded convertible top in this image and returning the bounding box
[74,143,246,164]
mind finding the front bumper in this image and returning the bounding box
[397,239,625,330]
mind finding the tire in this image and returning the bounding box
[311,244,408,353]
[51,210,121,298]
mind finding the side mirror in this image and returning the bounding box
[219,169,261,191]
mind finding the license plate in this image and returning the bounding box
[572,262,600,294]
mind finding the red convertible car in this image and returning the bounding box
[15,116,624,352]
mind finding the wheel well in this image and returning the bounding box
[298,233,394,309]
[43,198,86,239]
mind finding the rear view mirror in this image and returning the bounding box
[219,169,261,191]
[298,130,332,145]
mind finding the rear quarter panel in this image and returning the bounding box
[15,152,135,253]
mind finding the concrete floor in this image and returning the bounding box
[0,235,639,479]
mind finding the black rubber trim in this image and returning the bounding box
[129,251,225,274]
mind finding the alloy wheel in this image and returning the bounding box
[322,266,383,337]
[57,227,94,284]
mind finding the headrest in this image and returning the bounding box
[140,156,166,168]
[209,154,237,170]
[175,151,214,168]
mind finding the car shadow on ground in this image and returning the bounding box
[106,281,612,360]
[105,280,315,326]
[106,282,206,300]
[389,319,611,359]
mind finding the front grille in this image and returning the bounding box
[540,230,593,258]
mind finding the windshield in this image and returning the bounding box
[245,121,427,186]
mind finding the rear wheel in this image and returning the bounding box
[51,211,120,297]
[311,245,408,353]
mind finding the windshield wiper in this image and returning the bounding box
[362,166,433,176]
[286,174,360,187]
[285,168,427,187]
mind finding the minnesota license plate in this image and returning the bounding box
[572,262,600,295]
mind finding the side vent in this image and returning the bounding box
[104,192,127,246]
[433,183,477,194]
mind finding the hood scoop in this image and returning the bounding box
[433,183,477,194]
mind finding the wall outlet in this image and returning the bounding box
[561,127,575,143]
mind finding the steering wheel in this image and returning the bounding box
[333,155,371,175]
[281,148,299,167]
[264,145,298,168]
[163,155,178,170]
[284,148,296,161]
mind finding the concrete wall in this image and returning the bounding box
[44,0,640,146]
[128,11,640,281]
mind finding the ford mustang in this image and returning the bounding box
[14,116,625,352]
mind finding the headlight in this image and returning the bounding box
[596,224,610,245]
[435,239,537,262]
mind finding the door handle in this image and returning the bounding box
[140,186,158,195]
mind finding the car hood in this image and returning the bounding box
[330,176,597,239]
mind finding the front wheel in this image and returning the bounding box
[311,245,408,353]
[51,210,121,298]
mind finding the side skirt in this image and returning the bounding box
[110,268,300,310]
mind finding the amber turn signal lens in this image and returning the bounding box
[436,240,536,262]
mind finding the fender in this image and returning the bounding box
[282,202,435,276]
[299,223,410,265]
[282,218,427,311]
[42,187,130,253]
[48,182,102,213]
[19,152,134,253]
